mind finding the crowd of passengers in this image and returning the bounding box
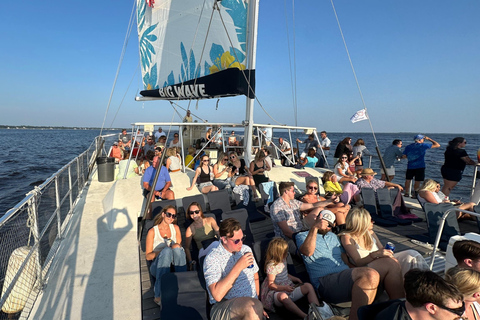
[144,177,478,320]
[146,186,480,320]
[112,127,479,319]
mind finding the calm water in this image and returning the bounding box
[0,129,100,215]
[0,129,478,215]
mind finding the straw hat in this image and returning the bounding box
[360,168,377,176]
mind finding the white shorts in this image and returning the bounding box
[380,165,395,176]
[273,286,304,306]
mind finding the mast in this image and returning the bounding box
[244,0,260,164]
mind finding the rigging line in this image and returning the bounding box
[169,101,185,120]
[330,0,379,146]
[216,5,284,125]
[109,62,140,128]
[169,101,206,123]
[99,0,136,137]
[291,0,298,127]
[185,0,209,112]
[283,0,296,123]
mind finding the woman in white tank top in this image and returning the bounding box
[145,205,186,306]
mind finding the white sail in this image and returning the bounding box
[137,0,253,100]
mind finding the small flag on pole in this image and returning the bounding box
[350,109,368,123]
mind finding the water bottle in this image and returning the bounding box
[385,242,395,252]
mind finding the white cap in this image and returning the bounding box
[320,210,335,227]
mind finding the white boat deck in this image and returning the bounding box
[29,175,144,320]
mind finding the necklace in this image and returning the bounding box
[158,224,169,237]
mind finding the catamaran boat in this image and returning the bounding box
[1,0,480,319]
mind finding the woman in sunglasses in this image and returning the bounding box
[212,152,235,190]
[334,153,357,184]
[301,179,349,227]
[145,205,187,306]
[446,266,480,320]
[187,155,219,194]
[184,202,220,267]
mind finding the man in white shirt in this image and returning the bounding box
[278,138,292,166]
[154,127,166,140]
[317,131,331,168]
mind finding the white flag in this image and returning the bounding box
[350,109,368,123]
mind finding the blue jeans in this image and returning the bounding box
[149,246,187,298]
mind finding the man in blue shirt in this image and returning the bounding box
[295,210,384,320]
[403,135,440,197]
[143,155,175,218]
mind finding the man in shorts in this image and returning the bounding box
[203,218,266,320]
[374,269,464,320]
[295,210,384,320]
[278,138,292,166]
[403,134,440,197]
[380,139,406,181]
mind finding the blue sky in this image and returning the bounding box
[1,1,479,133]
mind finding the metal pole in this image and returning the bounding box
[287,129,295,165]
[179,125,185,173]
[243,0,260,165]
[54,177,62,239]
[313,130,329,169]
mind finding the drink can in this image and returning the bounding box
[385,242,395,252]
[248,263,254,268]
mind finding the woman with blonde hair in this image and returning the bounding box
[212,152,235,189]
[260,238,320,318]
[145,205,187,305]
[165,147,182,172]
[418,179,476,219]
[445,266,480,319]
[341,207,428,279]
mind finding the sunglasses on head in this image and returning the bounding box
[164,212,177,219]
[436,301,465,317]
[228,234,246,245]
[189,210,200,215]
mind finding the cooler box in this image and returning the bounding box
[445,233,480,273]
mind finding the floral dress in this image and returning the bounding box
[260,259,294,311]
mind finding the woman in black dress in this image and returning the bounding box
[441,137,477,198]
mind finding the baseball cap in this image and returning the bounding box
[414,134,425,141]
[113,142,118,146]
[320,210,335,227]
[300,152,307,158]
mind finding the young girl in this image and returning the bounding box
[260,238,320,318]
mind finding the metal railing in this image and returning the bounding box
[0,136,104,319]
[428,207,480,270]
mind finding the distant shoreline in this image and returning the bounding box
[0,125,119,130]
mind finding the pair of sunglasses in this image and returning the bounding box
[189,210,200,215]
[228,234,246,245]
[164,212,177,219]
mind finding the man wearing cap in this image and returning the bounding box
[356,168,403,192]
[143,136,156,155]
[154,127,166,140]
[357,168,420,220]
[295,209,386,320]
[110,142,123,162]
[403,135,440,197]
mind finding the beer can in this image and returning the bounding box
[385,242,395,252]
